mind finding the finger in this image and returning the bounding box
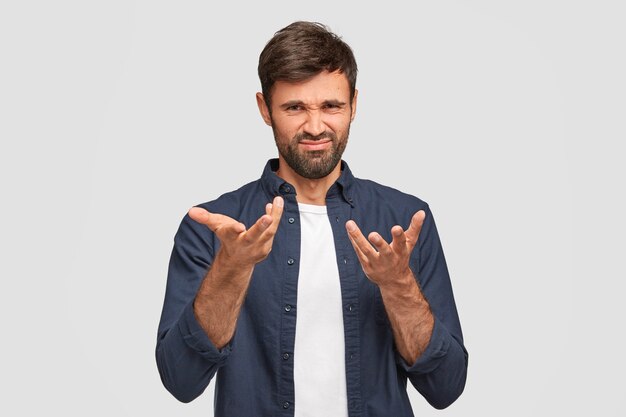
[189,207,230,230]
[368,231,391,255]
[219,221,248,238]
[347,231,372,273]
[188,207,211,225]
[404,210,426,250]
[346,220,377,258]
[245,213,273,241]
[267,196,284,233]
[245,196,284,242]
[345,223,368,262]
[390,225,407,254]
[188,207,246,236]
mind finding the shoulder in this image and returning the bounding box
[175,178,264,244]
[352,177,430,213]
[195,179,264,218]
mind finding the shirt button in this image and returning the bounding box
[284,304,292,312]
[287,258,295,265]
[283,401,290,409]
[281,185,291,193]
[347,304,354,312]
[288,217,295,224]
[282,353,290,360]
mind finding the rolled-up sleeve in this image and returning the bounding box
[155,212,231,403]
[396,316,468,409]
[398,205,468,409]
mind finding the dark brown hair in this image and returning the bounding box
[258,21,358,108]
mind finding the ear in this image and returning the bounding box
[350,89,358,121]
[256,92,272,126]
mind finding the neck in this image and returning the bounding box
[275,157,341,205]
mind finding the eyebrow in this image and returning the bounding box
[279,99,347,110]
[323,99,347,107]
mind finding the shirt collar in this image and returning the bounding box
[260,158,355,206]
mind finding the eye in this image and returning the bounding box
[322,102,343,111]
[286,104,303,111]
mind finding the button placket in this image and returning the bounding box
[276,195,299,416]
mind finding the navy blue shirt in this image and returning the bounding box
[156,159,468,416]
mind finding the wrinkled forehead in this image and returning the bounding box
[270,70,351,107]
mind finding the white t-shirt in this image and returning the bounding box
[293,203,348,417]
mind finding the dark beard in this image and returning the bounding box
[273,128,349,180]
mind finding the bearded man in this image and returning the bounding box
[156,21,468,417]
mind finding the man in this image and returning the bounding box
[156,21,467,416]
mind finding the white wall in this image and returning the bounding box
[1,1,624,415]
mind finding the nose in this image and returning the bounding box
[303,109,326,137]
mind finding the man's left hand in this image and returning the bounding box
[345,210,425,287]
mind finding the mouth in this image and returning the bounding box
[298,139,332,151]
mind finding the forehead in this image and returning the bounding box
[271,70,351,105]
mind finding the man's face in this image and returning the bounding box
[258,70,357,179]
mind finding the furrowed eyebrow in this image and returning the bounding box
[279,100,305,110]
[279,99,347,110]
[322,100,347,107]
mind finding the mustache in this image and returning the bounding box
[294,131,337,142]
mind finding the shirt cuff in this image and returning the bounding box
[178,301,232,365]
[396,316,450,374]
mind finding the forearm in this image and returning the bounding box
[156,301,228,403]
[370,205,467,409]
[193,249,254,349]
[378,271,434,365]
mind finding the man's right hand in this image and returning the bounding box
[187,196,284,349]
[188,196,284,268]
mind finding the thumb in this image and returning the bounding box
[188,207,246,235]
[188,207,211,226]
